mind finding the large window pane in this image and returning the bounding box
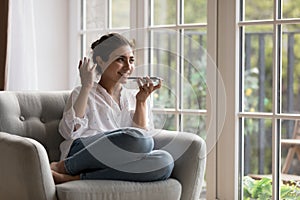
[153,82,177,109]
[281,24,300,114]
[280,120,300,198]
[86,0,106,29]
[183,29,207,110]
[243,118,273,199]
[111,0,130,28]
[153,113,176,130]
[151,30,178,109]
[182,114,206,138]
[182,72,206,109]
[281,120,300,174]
[183,0,207,24]
[244,0,273,21]
[282,0,300,19]
[243,25,273,113]
[152,0,176,25]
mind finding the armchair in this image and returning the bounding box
[0,91,206,200]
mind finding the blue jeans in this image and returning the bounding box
[64,128,174,182]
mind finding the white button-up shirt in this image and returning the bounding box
[58,82,154,159]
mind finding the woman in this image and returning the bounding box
[50,33,174,184]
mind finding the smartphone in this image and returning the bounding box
[127,77,163,86]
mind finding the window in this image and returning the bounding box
[148,0,208,136]
[239,0,300,199]
[76,0,216,198]
[73,0,300,198]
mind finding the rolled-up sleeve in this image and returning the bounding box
[59,87,89,140]
[59,107,89,139]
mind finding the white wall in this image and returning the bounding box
[34,0,69,90]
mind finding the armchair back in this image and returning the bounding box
[0,91,70,162]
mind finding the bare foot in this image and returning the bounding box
[50,161,67,174]
[51,170,80,184]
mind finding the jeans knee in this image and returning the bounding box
[108,128,154,153]
[152,150,174,180]
[163,152,174,178]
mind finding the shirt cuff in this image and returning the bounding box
[64,107,88,131]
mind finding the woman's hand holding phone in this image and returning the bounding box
[134,76,163,102]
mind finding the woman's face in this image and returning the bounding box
[99,45,135,84]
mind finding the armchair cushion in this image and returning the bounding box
[56,179,181,200]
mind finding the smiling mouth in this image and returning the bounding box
[118,72,130,79]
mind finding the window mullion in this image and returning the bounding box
[177,0,183,26]
[272,0,282,199]
[81,0,86,59]
[107,0,112,29]
[81,0,86,30]
[175,29,181,131]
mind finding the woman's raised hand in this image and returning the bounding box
[136,76,162,102]
[78,57,96,89]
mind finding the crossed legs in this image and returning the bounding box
[51,128,174,184]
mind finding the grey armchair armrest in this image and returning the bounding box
[153,130,206,200]
[0,132,57,200]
